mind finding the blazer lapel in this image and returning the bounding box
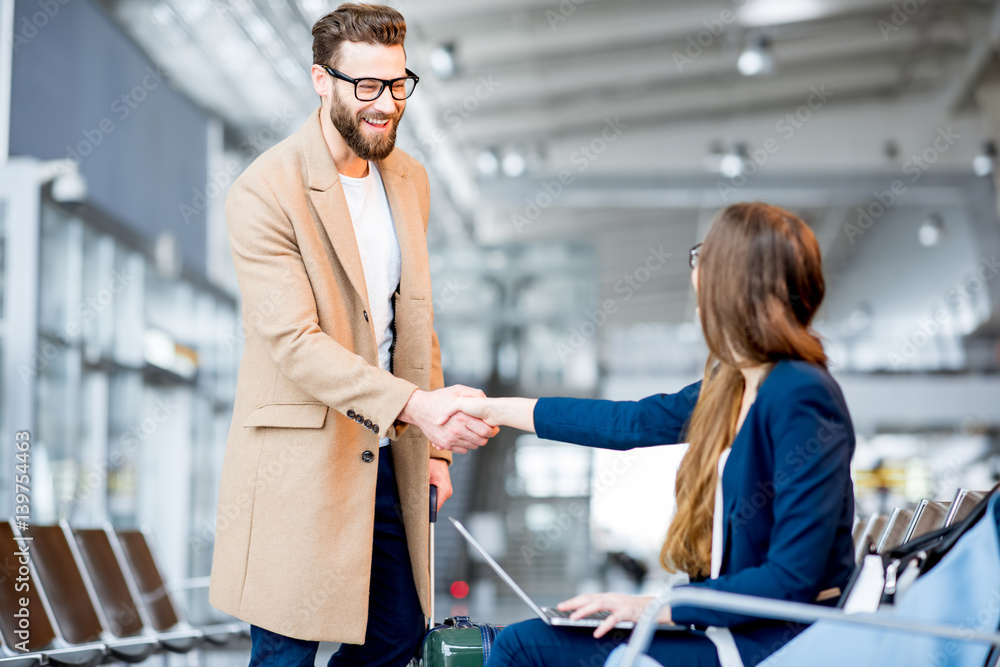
[299,107,370,310]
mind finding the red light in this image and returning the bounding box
[450,581,470,599]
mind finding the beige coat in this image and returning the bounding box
[208,107,450,643]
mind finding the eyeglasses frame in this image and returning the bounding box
[689,243,702,270]
[321,64,420,101]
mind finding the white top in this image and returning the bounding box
[706,447,745,667]
[339,162,401,448]
[711,448,732,579]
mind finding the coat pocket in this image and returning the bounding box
[243,402,329,428]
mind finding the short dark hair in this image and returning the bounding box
[312,3,406,68]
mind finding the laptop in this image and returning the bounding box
[450,516,686,631]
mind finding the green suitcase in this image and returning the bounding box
[420,616,503,667]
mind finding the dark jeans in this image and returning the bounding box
[249,445,424,667]
[486,619,722,667]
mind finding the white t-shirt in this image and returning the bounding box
[339,161,401,448]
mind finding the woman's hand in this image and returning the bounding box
[451,396,499,426]
[445,396,539,433]
[557,593,672,638]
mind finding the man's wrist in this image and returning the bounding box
[398,388,426,425]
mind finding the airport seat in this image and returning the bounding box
[947,489,988,526]
[0,518,246,666]
[73,526,202,654]
[853,513,887,563]
[874,507,914,554]
[25,523,158,664]
[857,499,949,561]
[0,521,105,666]
[850,515,866,550]
[901,499,951,543]
[115,528,247,646]
[72,527,156,641]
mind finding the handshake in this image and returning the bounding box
[397,385,506,454]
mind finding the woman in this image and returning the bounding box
[449,203,857,667]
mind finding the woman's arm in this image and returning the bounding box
[449,380,701,450]
[452,396,538,433]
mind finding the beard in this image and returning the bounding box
[328,89,403,161]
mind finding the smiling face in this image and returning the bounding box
[324,41,407,161]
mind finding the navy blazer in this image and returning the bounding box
[534,360,856,662]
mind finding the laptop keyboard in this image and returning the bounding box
[546,608,612,620]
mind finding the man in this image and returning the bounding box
[208,4,497,665]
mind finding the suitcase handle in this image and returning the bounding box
[429,484,438,630]
[429,484,438,523]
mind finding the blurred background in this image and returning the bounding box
[2,0,1000,658]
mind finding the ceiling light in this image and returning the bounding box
[501,151,526,178]
[737,35,774,76]
[918,215,944,247]
[739,0,828,27]
[719,153,744,178]
[475,150,499,177]
[973,141,996,177]
[429,43,457,79]
[737,49,765,76]
[707,142,749,178]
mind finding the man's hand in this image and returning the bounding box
[428,458,452,512]
[398,385,499,453]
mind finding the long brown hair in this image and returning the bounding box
[661,202,827,578]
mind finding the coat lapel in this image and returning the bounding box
[376,153,421,299]
[300,107,370,310]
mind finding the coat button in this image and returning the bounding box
[362,450,374,463]
[364,419,372,429]
[363,310,369,322]
[347,409,356,419]
[372,424,379,435]
[355,414,364,423]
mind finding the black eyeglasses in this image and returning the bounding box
[321,65,419,101]
[689,243,702,270]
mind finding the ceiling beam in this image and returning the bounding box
[448,61,937,145]
[430,25,962,114]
